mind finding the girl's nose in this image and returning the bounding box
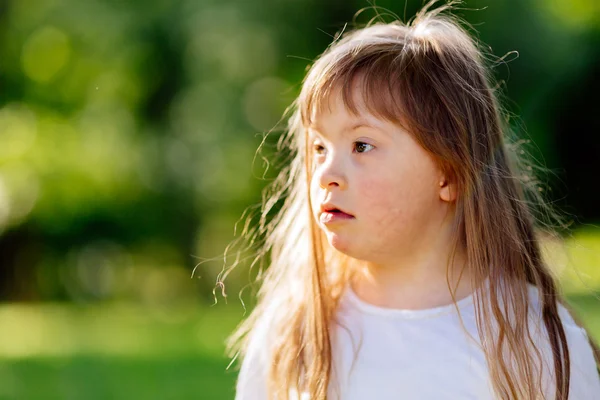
[317,157,347,190]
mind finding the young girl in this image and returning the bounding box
[225,2,600,399]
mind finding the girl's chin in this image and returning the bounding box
[327,233,350,252]
[327,234,381,263]
[327,233,363,258]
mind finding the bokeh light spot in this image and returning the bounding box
[243,76,294,132]
[0,104,37,161]
[21,26,71,83]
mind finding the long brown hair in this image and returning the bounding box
[224,2,600,399]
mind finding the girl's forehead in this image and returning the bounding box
[304,76,403,130]
[307,91,398,135]
[308,87,376,124]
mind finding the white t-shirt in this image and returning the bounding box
[235,282,600,400]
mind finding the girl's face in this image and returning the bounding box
[308,89,453,265]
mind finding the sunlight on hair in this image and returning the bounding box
[411,21,433,38]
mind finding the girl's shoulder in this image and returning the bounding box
[525,283,586,332]
[525,284,600,398]
[234,311,272,400]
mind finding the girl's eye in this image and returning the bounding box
[354,141,374,153]
[312,141,374,156]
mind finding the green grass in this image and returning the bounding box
[0,301,245,400]
[0,229,598,399]
[0,355,236,399]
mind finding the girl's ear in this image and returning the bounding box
[439,176,457,203]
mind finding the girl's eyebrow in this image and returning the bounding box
[309,121,382,138]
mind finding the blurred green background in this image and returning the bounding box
[0,0,598,398]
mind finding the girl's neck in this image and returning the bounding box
[349,249,476,311]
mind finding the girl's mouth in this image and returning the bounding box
[320,209,355,224]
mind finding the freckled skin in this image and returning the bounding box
[309,90,447,267]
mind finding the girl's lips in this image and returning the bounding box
[319,210,355,224]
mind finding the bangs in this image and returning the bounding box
[296,19,492,182]
[299,51,414,131]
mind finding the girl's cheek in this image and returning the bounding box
[362,179,405,217]
[309,178,322,211]
[362,180,391,208]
